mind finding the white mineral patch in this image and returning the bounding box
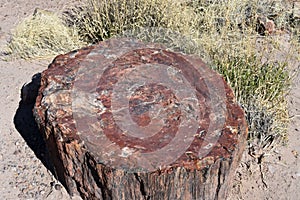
[120,147,136,158]
[226,125,238,134]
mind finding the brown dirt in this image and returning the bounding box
[0,0,299,199]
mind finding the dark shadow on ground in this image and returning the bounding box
[13,73,55,175]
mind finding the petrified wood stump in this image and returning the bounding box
[33,38,248,200]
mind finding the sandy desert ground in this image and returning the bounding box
[0,1,299,199]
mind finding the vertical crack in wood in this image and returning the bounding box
[134,173,149,200]
[215,160,223,200]
[86,154,112,200]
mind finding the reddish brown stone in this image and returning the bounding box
[34,38,248,200]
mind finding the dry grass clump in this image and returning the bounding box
[188,0,257,62]
[64,0,196,44]
[6,8,85,60]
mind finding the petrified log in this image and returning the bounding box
[33,38,248,200]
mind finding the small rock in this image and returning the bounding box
[50,181,62,191]
[13,150,21,155]
[54,184,62,191]
[292,150,298,158]
[256,16,275,35]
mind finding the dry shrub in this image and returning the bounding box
[65,0,196,43]
[187,0,298,150]
[6,8,85,59]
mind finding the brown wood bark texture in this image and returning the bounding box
[34,38,248,200]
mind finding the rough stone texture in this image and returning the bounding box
[33,38,248,200]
